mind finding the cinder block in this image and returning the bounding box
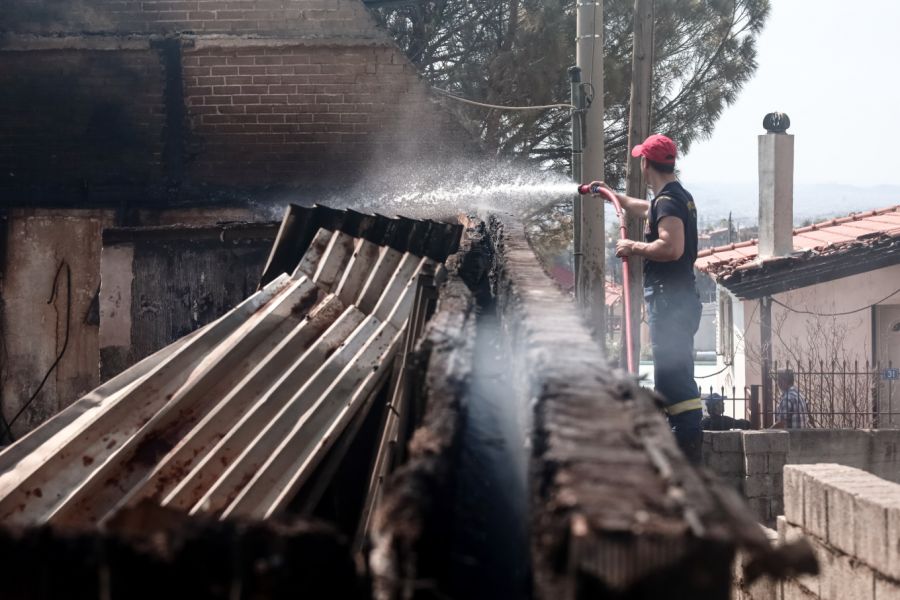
[708,451,744,476]
[782,578,818,600]
[817,539,876,600]
[745,573,779,600]
[771,496,785,519]
[746,454,769,475]
[773,472,785,496]
[711,430,743,453]
[784,467,805,526]
[747,497,771,522]
[825,482,857,556]
[802,470,829,542]
[853,487,900,580]
[777,517,821,595]
[885,498,900,581]
[745,474,775,499]
[743,430,790,454]
[770,453,788,474]
[875,575,900,600]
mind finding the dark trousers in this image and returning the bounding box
[646,286,703,464]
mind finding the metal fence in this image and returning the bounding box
[760,360,898,429]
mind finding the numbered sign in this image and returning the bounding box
[884,368,900,381]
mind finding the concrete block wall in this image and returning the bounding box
[703,430,789,523]
[705,429,900,526]
[776,465,900,600]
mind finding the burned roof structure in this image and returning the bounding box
[695,205,900,299]
[0,205,816,599]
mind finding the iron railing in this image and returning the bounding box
[760,360,897,429]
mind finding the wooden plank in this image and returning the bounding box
[160,307,367,512]
[0,274,294,525]
[45,277,322,527]
[97,293,349,525]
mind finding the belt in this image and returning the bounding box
[644,282,696,295]
[665,398,702,415]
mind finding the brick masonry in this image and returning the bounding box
[0,1,480,435]
[1,0,382,37]
[183,42,472,186]
[0,48,166,197]
[0,1,479,203]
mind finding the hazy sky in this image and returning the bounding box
[678,1,900,186]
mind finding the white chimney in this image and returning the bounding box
[758,112,794,258]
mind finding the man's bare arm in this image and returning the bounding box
[587,181,650,218]
[617,216,684,261]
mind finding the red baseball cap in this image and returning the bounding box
[631,134,677,164]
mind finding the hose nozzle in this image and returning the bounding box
[577,183,602,195]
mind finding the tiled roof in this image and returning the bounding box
[695,205,900,277]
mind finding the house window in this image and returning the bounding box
[717,291,734,358]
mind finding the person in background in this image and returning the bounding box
[701,393,751,431]
[772,370,809,429]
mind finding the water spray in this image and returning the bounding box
[578,183,636,374]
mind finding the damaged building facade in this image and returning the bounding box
[0,0,476,437]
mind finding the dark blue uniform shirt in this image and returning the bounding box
[644,181,698,288]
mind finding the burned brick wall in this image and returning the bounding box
[0,1,479,204]
[183,42,472,186]
[0,47,166,202]
[0,0,381,37]
[0,0,480,436]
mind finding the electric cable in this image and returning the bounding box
[430,86,575,111]
[7,261,72,433]
[770,286,900,318]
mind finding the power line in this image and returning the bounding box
[430,86,575,111]
[771,287,900,318]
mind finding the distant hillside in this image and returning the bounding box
[688,182,900,228]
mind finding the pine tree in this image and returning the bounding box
[373,0,770,186]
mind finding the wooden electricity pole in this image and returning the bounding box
[575,0,606,342]
[623,0,654,370]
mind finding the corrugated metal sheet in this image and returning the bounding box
[0,208,460,528]
[695,205,900,276]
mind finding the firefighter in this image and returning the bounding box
[590,134,703,463]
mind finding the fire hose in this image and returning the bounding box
[577,183,635,374]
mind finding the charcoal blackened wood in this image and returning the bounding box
[0,503,364,600]
[369,224,480,600]
[485,215,809,600]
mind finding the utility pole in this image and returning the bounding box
[570,66,586,287]
[623,0,653,370]
[576,0,605,341]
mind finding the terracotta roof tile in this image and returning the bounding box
[695,205,900,274]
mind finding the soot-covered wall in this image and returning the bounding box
[0,0,478,205]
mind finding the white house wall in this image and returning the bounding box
[736,263,900,387]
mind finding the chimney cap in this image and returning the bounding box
[763,112,791,134]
